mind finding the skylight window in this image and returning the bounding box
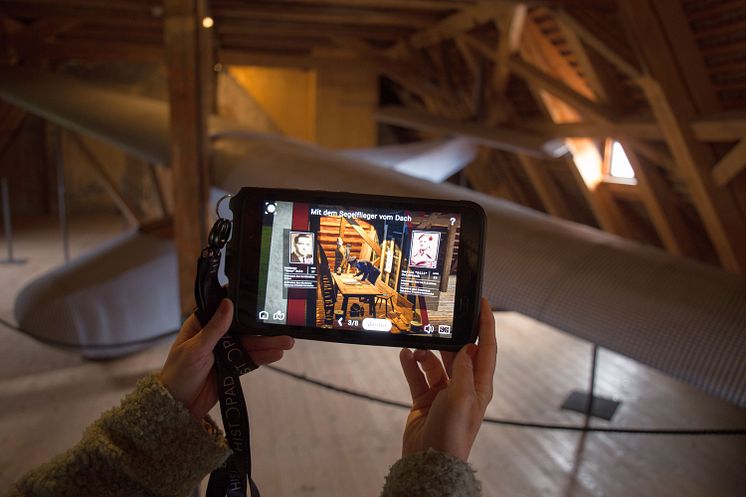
[609,141,635,179]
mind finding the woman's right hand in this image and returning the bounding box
[398,298,497,461]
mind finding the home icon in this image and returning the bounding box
[258,310,269,320]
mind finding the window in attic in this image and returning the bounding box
[609,141,636,180]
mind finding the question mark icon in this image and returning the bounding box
[450,217,456,226]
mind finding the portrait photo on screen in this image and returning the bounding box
[409,230,441,269]
[289,231,315,265]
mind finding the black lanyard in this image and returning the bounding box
[195,217,260,497]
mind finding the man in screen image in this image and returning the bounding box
[289,232,314,264]
[410,231,440,269]
[349,257,380,284]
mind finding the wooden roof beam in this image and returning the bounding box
[251,0,471,11]
[518,16,635,239]
[13,39,164,63]
[328,37,458,115]
[219,49,357,70]
[375,105,567,159]
[493,4,527,99]
[516,154,573,220]
[507,56,616,123]
[407,2,506,49]
[213,4,437,29]
[712,138,746,187]
[551,9,701,258]
[653,1,721,114]
[521,115,746,142]
[551,8,641,80]
[620,0,746,273]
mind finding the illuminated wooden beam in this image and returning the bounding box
[518,16,628,237]
[507,56,615,123]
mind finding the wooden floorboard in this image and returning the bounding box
[1,214,745,496]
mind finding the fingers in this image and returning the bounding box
[248,348,286,365]
[241,335,295,352]
[195,299,234,350]
[413,349,448,390]
[474,298,497,403]
[173,313,203,346]
[439,350,456,378]
[400,348,429,401]
[449,344,477,393]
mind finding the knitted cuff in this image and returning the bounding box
[381,449,481,497]
[89,374,231,496]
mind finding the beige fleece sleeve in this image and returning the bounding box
[381,449,481,497]
[7,374,231,497]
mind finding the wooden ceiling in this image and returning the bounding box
[1,0,746,276]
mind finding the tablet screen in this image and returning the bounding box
[254,200,461,338]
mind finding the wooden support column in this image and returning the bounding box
[164,0,213,313]
[620,0,746,273]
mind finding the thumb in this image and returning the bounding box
[196,299,233,350]
[449,344,477,392]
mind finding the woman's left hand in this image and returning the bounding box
[159,298,294,421]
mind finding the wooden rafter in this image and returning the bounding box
[516,154,573,220]
[520,115,746,143]
[327,36,454,113]
[492,4,527,104]
[551,8,641,80]
[507,56,615,123]
[407,3,505,50]
[653,1,721,114]
[551,12,701,257]
[712,138,746,187]
[517,15,630,237]
[617,139,700,257]
[620,0,746,273]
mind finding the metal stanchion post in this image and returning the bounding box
[1,177,27,265]
[53,128,70,263]
[560,344,621,421]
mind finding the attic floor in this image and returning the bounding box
[1,213,745,496]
